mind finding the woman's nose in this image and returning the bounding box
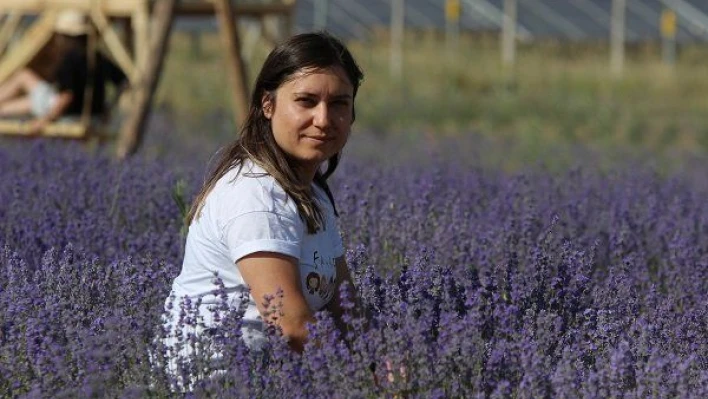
[313,102,330,129]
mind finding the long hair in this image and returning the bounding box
[187,32,364,234]
[30,33,88,80]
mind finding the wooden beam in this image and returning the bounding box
[0,119,88,138]
[0,11,57,84]
[90,9,138,83]
[132,2,150,77]
[0,0,144,16]
[175,2,294,17]
[214,0,250,129]
[0,12,22,57]
[0,0,295,17]
[90,8,138,83]
[116,0,177,159]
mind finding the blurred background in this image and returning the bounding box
[153,0,708,170]
[2,0,708,171]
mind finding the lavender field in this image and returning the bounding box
[1,130,707,397]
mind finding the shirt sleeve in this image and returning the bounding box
[223,211,304,264]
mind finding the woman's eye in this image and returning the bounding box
[296,98,316,106]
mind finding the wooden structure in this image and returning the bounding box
[0,0,296,158]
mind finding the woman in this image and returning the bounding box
[163,32,365,357]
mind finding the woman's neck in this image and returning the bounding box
[292,161,320,185]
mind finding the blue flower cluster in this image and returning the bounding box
[1,140,706,397]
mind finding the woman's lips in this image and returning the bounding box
[303,135,333,143]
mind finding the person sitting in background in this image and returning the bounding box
[0,10,127,134]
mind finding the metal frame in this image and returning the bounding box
[321,0,371,38]
[569,0,639,40]
[522,0,588,40]
[462,0,532,39]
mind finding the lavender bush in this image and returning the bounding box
[1,137,706,398]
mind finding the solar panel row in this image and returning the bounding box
[290,0,708,43]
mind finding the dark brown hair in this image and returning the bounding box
[187,31,364,234]
[30,33,89,80]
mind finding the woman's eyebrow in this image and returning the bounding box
[293,92,352,100]
[331,93,353,100]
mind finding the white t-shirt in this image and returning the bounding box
[164,160,344,349]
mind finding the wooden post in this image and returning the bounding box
[132,1,150,76]
[610,0,626,77]
[0,12,21,58]
[390,0,404,80]
[214,0,250,129]
[116,0,176,159]
[502,0,517,69]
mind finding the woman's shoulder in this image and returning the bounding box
[210,160,296,218]
[216,159,276,193]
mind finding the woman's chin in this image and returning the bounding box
[295,149,335,165]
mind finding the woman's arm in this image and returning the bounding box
[237,251,314,353]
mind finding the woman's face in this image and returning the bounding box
[264,66,354,178]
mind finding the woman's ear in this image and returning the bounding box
[262,94,273,119]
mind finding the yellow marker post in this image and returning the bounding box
[445,0,461,22]
[445,0,461,59]
[661,9,677,65]
[661,9,677,38]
